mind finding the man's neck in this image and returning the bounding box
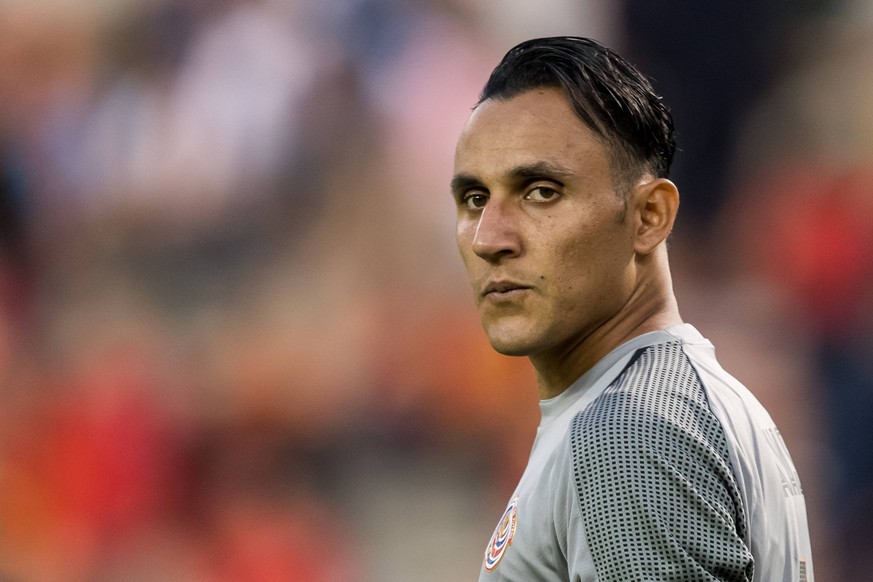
[531,281,682,400]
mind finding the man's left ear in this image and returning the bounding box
[632,178,679,255]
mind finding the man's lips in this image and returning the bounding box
[481,280,531,298]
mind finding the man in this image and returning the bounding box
[451,37,814,581]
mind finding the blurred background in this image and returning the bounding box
[0,0,871,579]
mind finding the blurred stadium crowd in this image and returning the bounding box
[0,0,871,579]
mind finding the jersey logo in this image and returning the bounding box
[763,427,803,497]
[484,496,518,572]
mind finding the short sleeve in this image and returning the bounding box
[569,343,754,582]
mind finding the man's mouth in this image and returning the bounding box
[482,280,530,298]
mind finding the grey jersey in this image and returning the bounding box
[479,324,813,582]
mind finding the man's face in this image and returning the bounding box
[452,88,639,358]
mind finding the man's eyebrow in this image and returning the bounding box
[450,162,573,196]
[450,173,483,196]
[508,161,574,182]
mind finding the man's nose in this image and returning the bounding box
[471,199,521,262]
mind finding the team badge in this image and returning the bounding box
[484,496,519,572]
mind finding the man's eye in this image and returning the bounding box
[464,193,488,210]
[526,187,559,202]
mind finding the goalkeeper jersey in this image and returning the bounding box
[479,324,813,582]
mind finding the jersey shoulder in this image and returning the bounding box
[570,340,736,471]
[567,340,753,581]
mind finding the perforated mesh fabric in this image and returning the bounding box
[570,341,754,581]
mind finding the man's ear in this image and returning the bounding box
[632,178,679,255]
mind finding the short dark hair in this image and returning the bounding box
[479,37,675,184]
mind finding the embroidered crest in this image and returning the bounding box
[484,496,518,572]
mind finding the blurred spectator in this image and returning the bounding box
[718,3,873,576]
[620,0,797,228]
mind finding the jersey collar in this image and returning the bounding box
[539,323,705,425]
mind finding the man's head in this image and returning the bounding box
[452,37,680,377]
[479,36,675,190]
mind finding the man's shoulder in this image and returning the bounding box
[559,339,755,582]
[574,339,705,426]
[567,339,733,472]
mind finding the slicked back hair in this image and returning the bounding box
[478,37,676,189]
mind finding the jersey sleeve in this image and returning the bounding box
[568,343,754,582]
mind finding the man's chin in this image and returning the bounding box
[485,331,537,357]
[483,344,523,357]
